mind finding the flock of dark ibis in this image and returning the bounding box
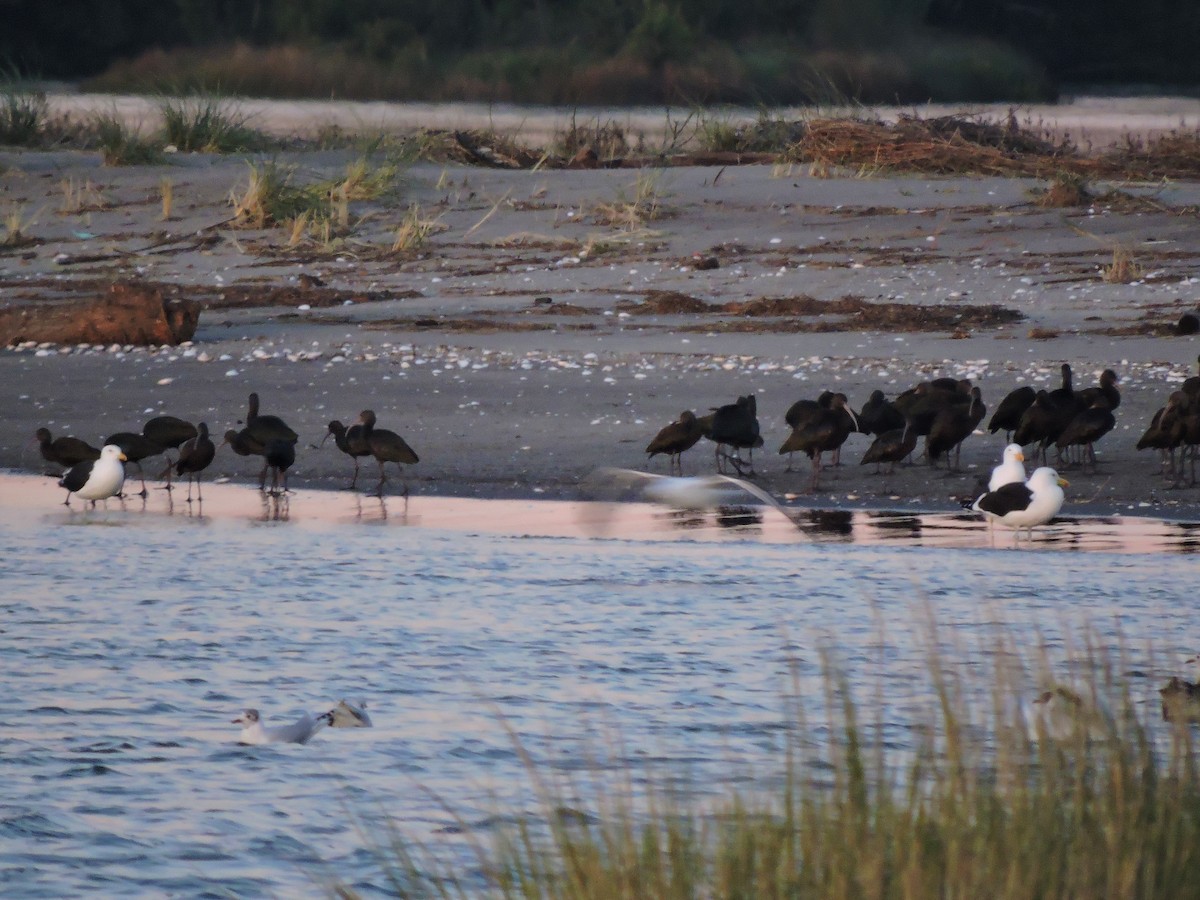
[31,392,419,507]
[646,362,1131,493]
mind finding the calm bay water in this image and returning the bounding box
[1,476,1197,897]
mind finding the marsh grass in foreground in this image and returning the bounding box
[157,94,267,153]
[338,641,1200,898]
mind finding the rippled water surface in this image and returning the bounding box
[2,474,1198,897]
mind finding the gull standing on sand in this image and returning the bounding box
[989,443,1027,491]
[232,708,331,745]
[59,444,127,507]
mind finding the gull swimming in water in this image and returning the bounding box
[232,708,331,745]
[326,699,373,728]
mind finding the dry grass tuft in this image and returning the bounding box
[592,170,669,230]
[391,204,446,253]
[1034,172,1093,207]
[1103,246,1143,284]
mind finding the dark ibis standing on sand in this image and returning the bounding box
[778,394,859,492]
[860,419,917,476]
[357,410,419,497]
[645,410,705,475]
[262,438,295,494]
[144,415,198,488]
[708,395,762,476]
[32,428,100,471]
[174,422,216,502]
[242,392,299,446]
[323,420,374,488]
[988,386,1036,442]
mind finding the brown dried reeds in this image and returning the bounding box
[786,114,1079,177]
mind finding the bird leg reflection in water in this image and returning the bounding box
[578,467,803,533]
[260,491,290,521]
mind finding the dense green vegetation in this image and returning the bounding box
[3,0,1198,103]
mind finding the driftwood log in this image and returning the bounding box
[0,282,200,347]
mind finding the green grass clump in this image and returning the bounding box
[91,111,163,166]
[231,156,403,248]
[337,639,1200,898]
[0,74,49,146]
[157,94,266,153]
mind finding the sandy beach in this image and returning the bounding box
[2,96,1200,519]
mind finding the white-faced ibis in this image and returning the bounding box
[323,420,374,488]
[357,410,419,496]
[32,428,100,470]
[967,466,1067,545]
[988,386,1036,441]
[645,410,705,475]
[781,391,837,470]
[926,387,985,471]
[103,431,166,497]
[857,390,905,437]
[859,420,917,475]
[143,415,198,453]
[1056,398,1116,472]
[263,437,296,494]
[59,444,127,508]
[243,392,299,445]
[174,422,216,502]
[1077,368,1120,412]
[145,415,199,488]
[1136,402,1181,478]
[778,394,858,492]
[708,395,762,476]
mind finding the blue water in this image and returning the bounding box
[1,502,1195,897]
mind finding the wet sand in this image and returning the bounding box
[2,97,1200,520]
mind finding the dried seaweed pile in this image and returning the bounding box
[1105,130,1200,178]
[786,114,1079,176]
[414,129,548,169]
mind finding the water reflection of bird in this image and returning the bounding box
[232,708,330,745]
[967,466,1067,545]
[326,699,373,728]
[59,444,127,508]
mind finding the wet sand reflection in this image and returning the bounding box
[2,471,1196,554]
